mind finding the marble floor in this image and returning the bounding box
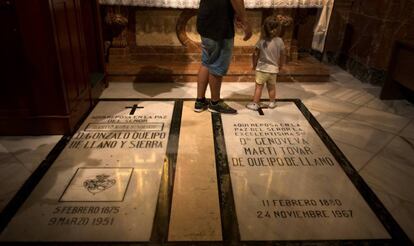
[0,65,413,243]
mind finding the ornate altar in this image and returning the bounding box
[99,0,333,82]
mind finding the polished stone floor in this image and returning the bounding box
[0,66,413,244]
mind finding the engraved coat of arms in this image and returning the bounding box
[83,174,116,194]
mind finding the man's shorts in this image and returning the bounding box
[201,37,234,76]
[255,71,277,85]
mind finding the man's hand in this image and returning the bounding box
[231,0,252,41]
[242,21,253,41]
[235,16,252,41]
[235,16,244,29]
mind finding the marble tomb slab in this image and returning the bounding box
[221,101,390,241]
[0,101,174,242]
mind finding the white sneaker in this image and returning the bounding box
[268,101,277,109]
[246,102,260,111]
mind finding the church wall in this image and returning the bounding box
[324,0,414,85]
[135,9,181,46]
[134,9,262,47]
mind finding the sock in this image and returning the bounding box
[196,97,206,103]
[211,100,219,105]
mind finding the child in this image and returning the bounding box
[247,16,285,111]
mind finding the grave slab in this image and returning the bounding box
[221,101,390,241]
[1,101,174,242]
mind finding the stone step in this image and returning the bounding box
[109,53,253,64]
[106,56,331,82]
[108,46,256,64]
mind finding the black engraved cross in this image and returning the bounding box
[125,104,144,115]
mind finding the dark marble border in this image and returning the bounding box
[151,100,183,242]
[211,113,240,243]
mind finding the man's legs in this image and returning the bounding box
[194,65,210,112]
[196,37,236,113]
[209,73,223,102]
[197,65,210,99]
[197,65,223,101]
[196,65,225,112]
